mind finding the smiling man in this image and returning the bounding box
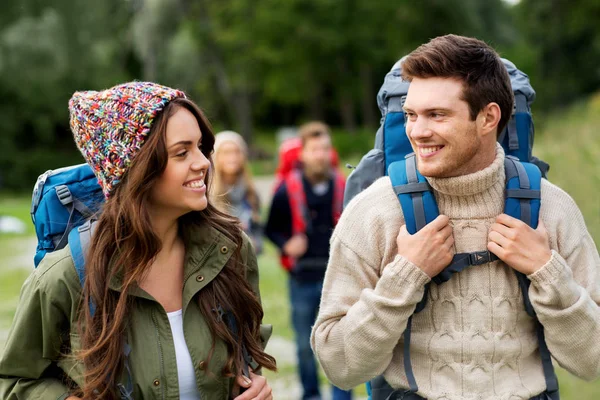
[311,35,600,400]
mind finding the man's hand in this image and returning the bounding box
[232,371,273,400]
[487,213,552,275]
[283,234,308,259]
[396,215,455,278]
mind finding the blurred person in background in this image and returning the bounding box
[0,82,276,400]
[265,122,351,400]
[212,130,263,254]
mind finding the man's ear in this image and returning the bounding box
[478,102,502,137]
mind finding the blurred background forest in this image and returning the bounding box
[1,0,600,398]
[0,0,599,189]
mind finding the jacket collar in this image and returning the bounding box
[108,221,238,299]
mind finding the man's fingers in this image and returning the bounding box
[488,230,510,248]
[427,215,451,232]
[490,222,513,239]
[399,224,409,235]
[487,241,504,258]
[536,219,548,235]
[444,232,455,250]
[439,224,453,240]
[496,213,523,228]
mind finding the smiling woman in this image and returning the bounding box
[0,82,276,400]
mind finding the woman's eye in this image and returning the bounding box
[176,150,188,157]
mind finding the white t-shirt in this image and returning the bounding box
[166,309,201,400]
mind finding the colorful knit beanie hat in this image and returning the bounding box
[69,81,186,197]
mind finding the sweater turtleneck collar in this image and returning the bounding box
[425,144,506,219]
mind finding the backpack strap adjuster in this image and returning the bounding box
[469,251,495,266]
[55,185,73,206]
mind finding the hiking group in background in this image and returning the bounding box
[265,122,351,400]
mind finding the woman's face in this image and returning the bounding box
[149,107,211,218]
[216,141,245,178]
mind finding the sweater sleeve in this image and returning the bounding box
[310,177,431,389]
[527,180,600,381]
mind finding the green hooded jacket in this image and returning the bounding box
[0,223,272,399]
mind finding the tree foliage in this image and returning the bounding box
[0,0,598,190]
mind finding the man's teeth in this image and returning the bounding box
[420,146,442,155]
[184,180,204,188]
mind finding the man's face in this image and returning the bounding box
[301,134,333,178]
[403,77,490,178]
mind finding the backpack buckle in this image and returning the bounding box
[55,185,73,206]
[470,251,492,265]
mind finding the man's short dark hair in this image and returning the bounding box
[298,121,331,147]
[402,34,514,136]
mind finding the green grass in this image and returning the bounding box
[533,92,600,242]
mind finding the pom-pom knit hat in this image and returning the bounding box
[68,81,186,198]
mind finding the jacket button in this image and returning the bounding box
[220,246,228,254]
[196,275,204,282]
[153,379,160,386]
[198,360,207,370]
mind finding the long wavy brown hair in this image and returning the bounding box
[74,97,276,399]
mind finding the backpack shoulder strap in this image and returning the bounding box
[504,156,541,228]
[388,154,439,234]
[332,170,346,224]
[385,154,440,395]
[504,158,559,399]
[68,219,96,313]
[285,169,310,235]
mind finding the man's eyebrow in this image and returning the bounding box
[403,106,453,113]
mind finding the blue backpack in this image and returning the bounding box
[31,163,104,270]
[344,59,558,400]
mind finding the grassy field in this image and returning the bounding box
[1,94,600,398]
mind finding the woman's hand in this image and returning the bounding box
[232,371,273,400]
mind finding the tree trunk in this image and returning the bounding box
[337,58,356,133]
[307,78,325,121]
[360,63,377,129]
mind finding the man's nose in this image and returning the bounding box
[407,116,432,140]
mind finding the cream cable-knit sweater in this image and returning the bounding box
[311,145,600,400]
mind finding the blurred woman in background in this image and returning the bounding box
[212,131,263,254]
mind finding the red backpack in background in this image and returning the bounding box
[272,136,345,271]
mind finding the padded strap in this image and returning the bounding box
[389,155,439,234]
[507,95,528,151]
[54,185,95,249]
